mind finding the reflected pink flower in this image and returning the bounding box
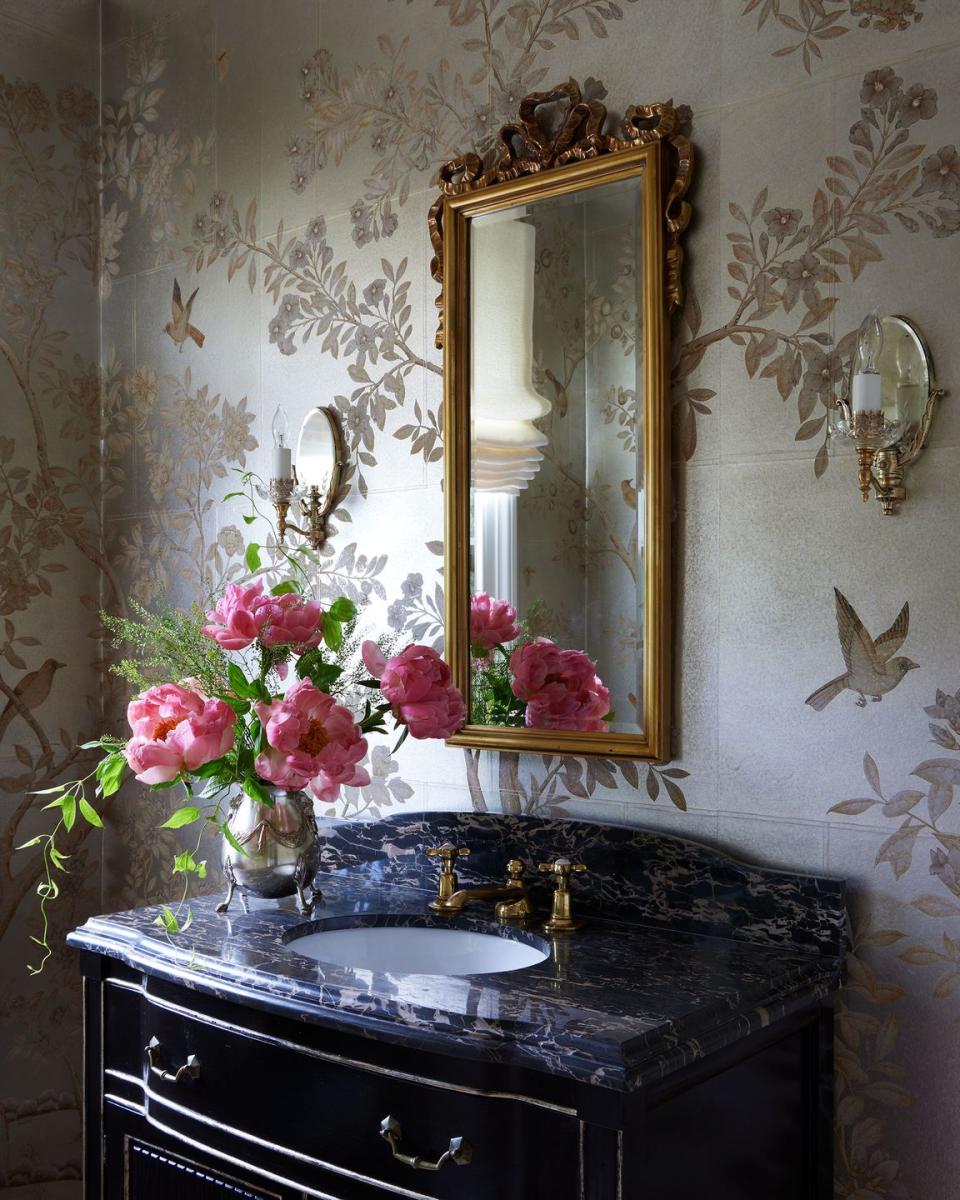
[254,679,369,799]
[124,683,235,784]
[470,593,520,655]
[509,639,610,733]
[379,644,466,739]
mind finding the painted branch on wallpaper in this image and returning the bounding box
[741,0,925,76]
[675,66,958,471]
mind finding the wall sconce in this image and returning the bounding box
[259,405,345,551]
[831,312,945,515]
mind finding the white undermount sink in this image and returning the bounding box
[287,924,548,976]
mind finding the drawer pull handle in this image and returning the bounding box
[380,1115,472,1171]
[145,1036,201,1085]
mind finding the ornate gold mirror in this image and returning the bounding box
[431,82,692,761]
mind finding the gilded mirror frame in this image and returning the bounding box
[430,82,693,762]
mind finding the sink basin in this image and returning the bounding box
[287,925,548,976]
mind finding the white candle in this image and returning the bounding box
[272,445,292,480]
[851,371,882,414]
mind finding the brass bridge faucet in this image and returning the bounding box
[539,857,587,932]
[426,843,533,921]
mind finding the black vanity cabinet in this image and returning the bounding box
[72,813,845,1200]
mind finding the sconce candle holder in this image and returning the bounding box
[259,405,346,552]
[831,313,945,515]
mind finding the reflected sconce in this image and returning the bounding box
[831,312,945,515]
[259,404,345,551]
[471,216,552,494]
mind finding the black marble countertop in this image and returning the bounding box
[68,814,844,1093]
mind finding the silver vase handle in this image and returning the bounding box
[379,1115,472,1170]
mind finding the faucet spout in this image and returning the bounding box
[429,859,533,920]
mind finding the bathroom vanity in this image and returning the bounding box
[69,814,844,1199]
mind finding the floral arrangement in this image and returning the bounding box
[20,576,465,971]
[468,592,611,732]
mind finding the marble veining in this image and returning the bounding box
[69,815,844,1093]
[318,812,846,956]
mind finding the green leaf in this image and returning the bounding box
[189,757,230,779]
[49,847,70,871]
[322,612,343,652]
[271,580,301,596]
[15,836,44,849]
[96,752,126,798]
[79,796,103,828]
[154,905,181,934]
[327,597,357,622]
[61,792,76,832]
[221,695,250,716]
[227,661,254,698]
[245,542,261,571]
[393,725,410,754]
[223,491,245,501]
[173,851,207,879]
[243,775,273,806]
[160,805,202,830]
[220,820,247,857]
[242,514,257,524]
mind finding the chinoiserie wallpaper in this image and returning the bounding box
[1,0,959,1195]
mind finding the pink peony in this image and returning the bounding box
[255,592,324,649]
[377,644,467,739]
[203,580,268,650]
[203,580,324,651]
[509,639,610,733]
[124,683,236,784]
[254,679,369,801]
[469,593,520,654]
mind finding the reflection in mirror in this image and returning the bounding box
[468,175,645,736]
[297,406,340,494]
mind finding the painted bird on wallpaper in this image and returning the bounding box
[805,589,917,711]
[164,278,205,352]
[0,659,66,744]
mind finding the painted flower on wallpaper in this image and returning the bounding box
[830,685,960,1009]
[674,66,959,472]
[742,0,925,75]
[292,3,633,242]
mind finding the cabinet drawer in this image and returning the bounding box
[104,979,579,1200]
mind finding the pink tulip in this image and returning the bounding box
[469,592,520,654]
[124,683,236,784]
[254,679,369,798]
[509,639,610,733]
[378,644,467,739]
[203,580,268,650]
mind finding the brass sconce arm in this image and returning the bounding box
[265,405,346,552]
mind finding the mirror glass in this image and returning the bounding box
[297,407,338,494]
[467,174,645,736]
[878,316,930,429]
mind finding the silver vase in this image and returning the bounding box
[216,787,321,916]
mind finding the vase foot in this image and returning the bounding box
[296,881,321,916]
[215,880,235,915]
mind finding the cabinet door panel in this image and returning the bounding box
[126,1138,285,1200]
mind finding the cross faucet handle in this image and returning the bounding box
[538,857,587,932]
[426,842,470,910]
[426,842,470,866]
